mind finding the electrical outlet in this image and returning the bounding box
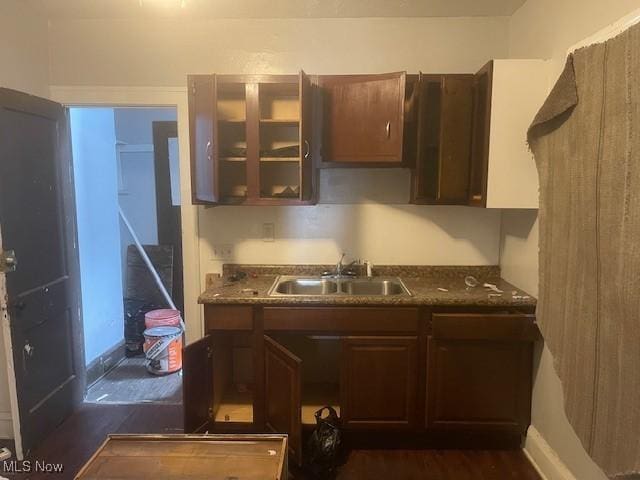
[212,244,233,260]
[262,223,275,242]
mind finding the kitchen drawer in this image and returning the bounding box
[431,313,538,341]
[263,307,419,332]
[205,305,253,330]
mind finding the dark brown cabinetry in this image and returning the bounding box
[426,313,535,437]
[468,61,493,207]
[341,336,417,430]
[188,75,217,204]
[411,74,474,204]
[187,72,315,205]
[184,305,537,461]
[264,335,303,465]
[320,73,407,165]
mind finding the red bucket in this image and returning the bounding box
[145,309,181,329]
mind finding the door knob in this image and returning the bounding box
[23,341,35,368]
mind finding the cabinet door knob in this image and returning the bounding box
[303,140,310,159]
[385,121,391,138]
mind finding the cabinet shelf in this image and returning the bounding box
[214,388,253,424]
[260,119,299,126]
[301,383,340,426]
[221,157,246,162]
[219,118,246,124]
[261,157,299,162]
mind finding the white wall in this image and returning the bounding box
[70,108,125,365]
[47,17,509,86]
[0,0,50,440]
[202,204,501,271]
[0,1,49,97]
[502,2,640,479]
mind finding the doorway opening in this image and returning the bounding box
[69,107,183,405]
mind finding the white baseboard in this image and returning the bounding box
[0,412,13,439]
[524,426,576,480]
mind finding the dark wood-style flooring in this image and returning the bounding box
[85,357,182,404]
[14,403,541,480]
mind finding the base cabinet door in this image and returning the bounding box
[340,336,418,430]
[183,335,214,433]
[264,335,303,466]
[426,313,535,436]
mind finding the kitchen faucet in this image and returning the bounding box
[324,253,359,278]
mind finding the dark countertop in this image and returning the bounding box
[199,265,537,308]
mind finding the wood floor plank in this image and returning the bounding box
[85,358,182,404]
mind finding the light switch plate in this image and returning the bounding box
[262,223,275,242]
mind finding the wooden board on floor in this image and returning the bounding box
[75,435,287,480]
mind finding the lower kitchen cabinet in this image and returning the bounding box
[184,305,538,462]
[426,313,536,436]
[264,335,303,465]
[262,334,417,464]
[340,336,417,430]
[183,330,255,433]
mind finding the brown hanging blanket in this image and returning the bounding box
[528,22,640,479]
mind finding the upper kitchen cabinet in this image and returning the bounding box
[320,72,407,165]
[468,60,549,208]
[188,75,218,204]
[411,74,474,204]
[187,72,316,206]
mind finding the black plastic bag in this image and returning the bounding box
[303,406,343,479]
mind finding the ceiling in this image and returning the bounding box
[27,0,528,19]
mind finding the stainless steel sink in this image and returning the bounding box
[268,276,411,297]
[274,278,338,295]
[340,278,408,296]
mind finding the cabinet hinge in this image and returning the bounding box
[208,407,214,418]
[0,250,17,273]
[206,346,213,359]
[191,82,197,95]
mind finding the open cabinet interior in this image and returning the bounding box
[267,334,341,425]
[412,74,474,204]
[217,82,248,201]
[259,82,303,199]
[188,72,314,205]
[212,331,254,425]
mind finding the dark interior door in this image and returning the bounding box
[0,88,83,455]
[152,121,183,314]
[264,335,302,466]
